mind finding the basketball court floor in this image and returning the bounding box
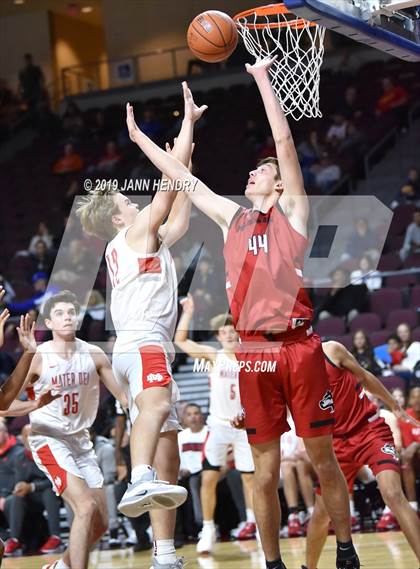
[3,532,417,568]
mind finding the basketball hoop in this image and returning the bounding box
[234,4,326,121]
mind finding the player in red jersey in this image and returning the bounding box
[124,56,358,569]
[302,341,420,569]
[399,386,420,515]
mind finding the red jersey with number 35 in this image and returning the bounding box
[223,206,313,334]
[325,356,379,437]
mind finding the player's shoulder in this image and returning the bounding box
[322,340,347,362]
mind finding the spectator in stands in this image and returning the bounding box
[175,401,189,429]
[3,425,63,557]
[339,86,364,120]
[400,208,420,261]
[343,218,378,261]
[52,143,84,175]
[394,323,420,375]
[393,168,420,208]
[18,54,46,120]
[0,421,22,534]
[406,167,420,196]
[317,267,369,322]
[350,254,382,291]
[54,239,95,285]
[337,122,367,158]
[399,386,420,513]
[310,152,341,193]
[391,387,406,409]
[351,330,382,376]
[7,272,59,315]
[62,101,85,139]
[297,129,325,168]
[30,240,54,275]
[139,109,163,141]
[28,222,54,253]
[326,113,348,145]
[91,429,120,548]
[95,141,122,174]
[375,76,409,126]
[89,110,108,140]
[178,404,208,536]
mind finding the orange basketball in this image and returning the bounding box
[187,10,238,63]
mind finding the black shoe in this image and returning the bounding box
[133,540,153,552]
[336,554,360,569]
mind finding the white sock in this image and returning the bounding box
[307,506,314,516]
[246,508,255,523]
[203,519,215,530]
[382,506,392,515]
[55,560,70,569]
[349,499,356,517]
[154,539,176,564]
[131,464,153,483]
[409,501,418,511]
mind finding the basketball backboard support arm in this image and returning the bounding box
[284,0,420,61]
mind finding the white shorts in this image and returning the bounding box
[203,420,254,473]
[29,429,103,496]
[112,343,180,431]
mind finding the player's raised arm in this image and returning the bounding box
[175,294,217,363]
[247,57,309,236]
[159,82,206,247]
[125,103,239,233]
[326,341,420,427]
[0,314,38,411]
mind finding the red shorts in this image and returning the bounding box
[237,331,334,444]
[318,417,400,494]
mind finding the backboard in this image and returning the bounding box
[284,0,420,61]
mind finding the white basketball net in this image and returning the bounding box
[235,6,326,121]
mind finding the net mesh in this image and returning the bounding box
[235,6,326,121]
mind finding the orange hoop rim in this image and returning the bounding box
[233,3,317,30]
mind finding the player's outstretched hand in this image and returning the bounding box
[180,293,195,315]
[0,287,10,348]
[182,81,208,123]
[245,55,278,77]
[36,389,61,410]
[394,405,420,428]
[126,102,141,143]
[230,410,246,430]
[16,314,36,353]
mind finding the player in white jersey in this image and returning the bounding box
[175,294,255,554]
[19,291,128,569]
[76,83,206,569]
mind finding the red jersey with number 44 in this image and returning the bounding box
[398,408,420,448]
[223,206,313,334]
[325,357,379,437]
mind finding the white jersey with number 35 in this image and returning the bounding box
[208,351,242,427]
[29,339,100,437]
[105,227,178,352]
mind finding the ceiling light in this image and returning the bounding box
[81,6,93,13]
[14,0,25,5]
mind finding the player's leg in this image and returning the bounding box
[376,469,420,562]
[61,473,102,569]
[150,430,181,568]
[296,456,315,516]
[304,493,330,569]
[117,348,187,517]
[251,440,283,564]
[89,488,109,545]
[303,436,351,542]
[233,430,256,539]
[281,460,302,537]
[197,426,225,554]
[401,446,420,506]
